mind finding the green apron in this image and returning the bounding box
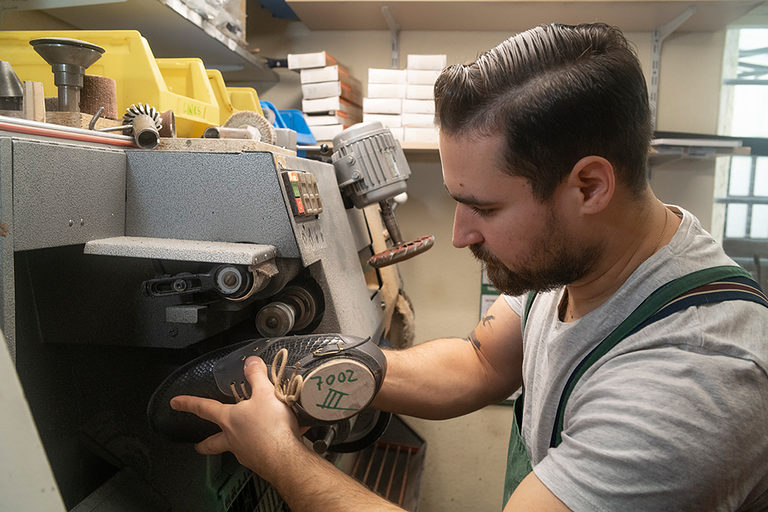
[502,265,768,506]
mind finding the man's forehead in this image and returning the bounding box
[439,129,504,150]
[440,133,516,182]
[441,182,498,206]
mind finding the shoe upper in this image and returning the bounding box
[147,333,387,444]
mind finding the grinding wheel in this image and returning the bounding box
[223,110,276,145]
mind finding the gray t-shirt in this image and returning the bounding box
[505,206,768,511]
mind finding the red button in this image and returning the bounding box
[295,197,305,214]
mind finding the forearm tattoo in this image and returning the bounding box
[482,314,495,327]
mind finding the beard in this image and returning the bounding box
[470,209,601,296]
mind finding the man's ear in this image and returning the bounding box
[565,155,615,214]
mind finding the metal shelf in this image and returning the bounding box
[285,0,760,32]
[42,0,278,86]
[649,136,750,167]
[304,136,749,165]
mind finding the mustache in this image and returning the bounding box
[469,243,500,264]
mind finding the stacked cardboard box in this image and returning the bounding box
[403,54,445,144]
[288,51,363,141]
[363,68,406,141]
[361,55,445,144]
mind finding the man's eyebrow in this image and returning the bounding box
[442,182,496,206]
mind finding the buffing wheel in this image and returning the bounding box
[223,110,276,145]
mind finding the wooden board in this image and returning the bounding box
[286,0,761,32]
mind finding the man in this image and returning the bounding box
[171,23,768,510]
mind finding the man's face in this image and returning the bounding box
[440,131,600,296]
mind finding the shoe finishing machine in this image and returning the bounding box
[0,120,428,511]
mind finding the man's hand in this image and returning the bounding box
[170,356,303,481]
[171,355,403,512]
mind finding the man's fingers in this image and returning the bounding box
[194,431,229,455]
[170,395,225,423]
[243,356,274,394]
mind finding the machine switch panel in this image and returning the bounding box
[282,170,323,218]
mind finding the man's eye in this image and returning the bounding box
[471,207,494,217]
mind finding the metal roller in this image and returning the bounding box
[254,284,320,337]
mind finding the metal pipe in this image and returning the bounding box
[385,446,401,500]
[399,450,411,506]
[361,446,376,485]
[379,199,403,245]
[0,114,135,146]
[203,125,260,140]
[312,425,337,453]
[97,125,132,133]
[373,444,389,492]
[351,451,364,478]
[130,113,160,149]
[53,62,82,112]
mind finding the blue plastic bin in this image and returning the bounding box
[260,101,317,145]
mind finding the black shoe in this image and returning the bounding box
[147,333,387,443]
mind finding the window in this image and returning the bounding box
[718,155,768,240]
[717,26,768,288]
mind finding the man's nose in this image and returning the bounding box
[452,204,484,248]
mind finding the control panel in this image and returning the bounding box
[282,170,323,219]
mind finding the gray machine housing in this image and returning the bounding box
[331,121,411,208]
[0,133,390,511]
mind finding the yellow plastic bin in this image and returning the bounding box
[154,57,220,136]
[204,68,237,125]
[206,69,265,124]
[226,86,264,116]
[0,30,219,137]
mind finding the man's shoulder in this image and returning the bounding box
[502,292,528,315]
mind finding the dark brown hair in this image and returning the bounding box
[435,23,652,201]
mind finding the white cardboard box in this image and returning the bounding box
[301,81,362,105]
[402,113,434,127]
[305,112,355,127]
[403,99,435,114]
[368,68,407,84]
[302,81,341,100]
[310,124,345,141]
[301,65,348,84]
[406,84,434,100]
[302,96,361,116]
[406,69,441,85]
[288,51,337,70]
[407,54,447,70]
[363,113,402,128]
[363,97,402,114]
[404,126,439,143]
[368,83,406,98]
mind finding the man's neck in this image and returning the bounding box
[562,195,679,321]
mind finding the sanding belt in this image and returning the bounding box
[80,74,117,119]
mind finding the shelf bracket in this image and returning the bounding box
[649,6,696,130]
[381,5,401,69]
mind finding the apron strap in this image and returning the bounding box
[514,291,538,430]
[549,265,766,448]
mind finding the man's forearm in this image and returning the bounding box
[373,337,516,419]
[271,438,402,512]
